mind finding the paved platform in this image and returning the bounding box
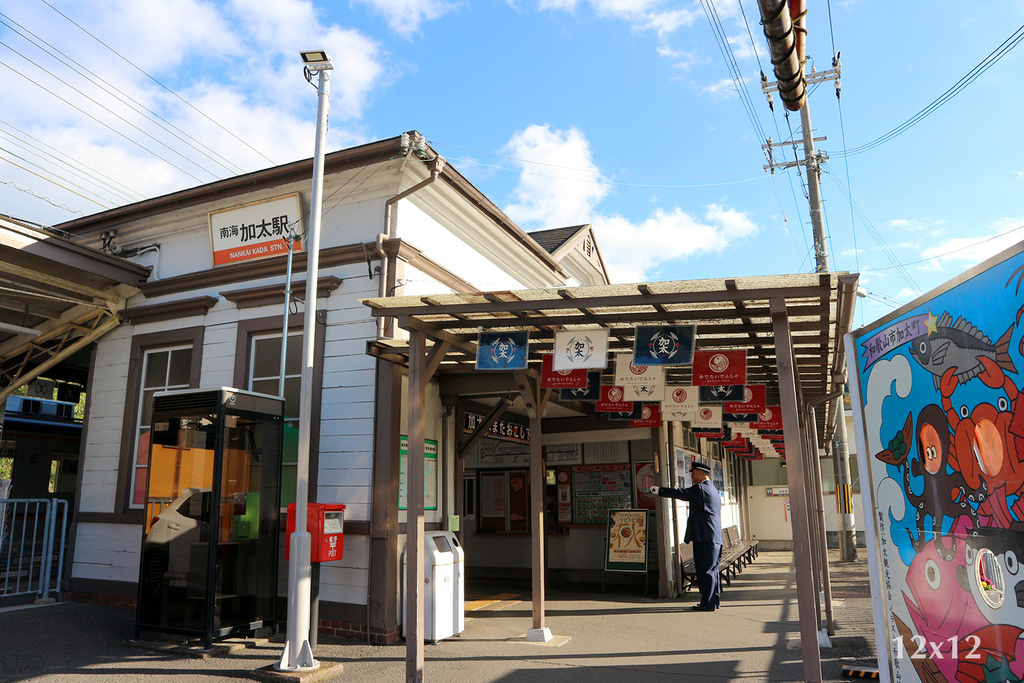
[0,550,877,682]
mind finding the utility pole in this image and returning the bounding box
[762,63,857,561]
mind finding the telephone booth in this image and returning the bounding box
[135,387,284,648]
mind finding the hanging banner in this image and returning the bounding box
[751,406,783,430]
[632,324,696,366]
[476,330,529,370]
[630,404,661,428]
[604,509,649,573]
[541,354,588,389]
[614,353,665,387]
[209,193,302,266]
[662,385,698,421]
[596,385,633,412]
[560,370,602,401]
[690,405,722,431]
[724,385,767,415]
[847,242,1024,683]
[553,329,609,371]
[692,349,747,386]
[623,383,665,401]
[724,412,758,423]
[609,404,645,421]
[698,385,745,403]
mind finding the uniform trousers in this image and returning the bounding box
[693,541,722,608]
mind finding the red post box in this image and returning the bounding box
[286,503,345,562]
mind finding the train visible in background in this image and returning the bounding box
[1,396,82,505]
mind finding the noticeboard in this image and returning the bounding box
[605,509,649,573]
[573,464,632,524]
[847,240,1024,683]
[398,436,438,511]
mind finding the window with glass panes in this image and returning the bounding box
[248,331,301,507]
[130,346,193,507]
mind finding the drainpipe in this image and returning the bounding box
[376,155,446,339]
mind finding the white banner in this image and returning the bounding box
[690,405,723,430]
[614,353,665,388]
[661,385,697,421]
[553,329,610,371]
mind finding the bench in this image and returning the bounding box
[677,525,758,592]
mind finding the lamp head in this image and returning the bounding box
[300,50,333,71]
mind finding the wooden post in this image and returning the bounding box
[405,328,426,682]
[771,297,823,682]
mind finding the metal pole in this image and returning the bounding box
[834,407,858,561]
[406,328,427,681]
[278,56,331,673]
[279,235,295,397]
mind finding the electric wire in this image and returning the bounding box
[38,0,276,167]
[0,123,141,205]
[0,40,223,182]
[832,23,1024,158]
[0,178,84,215]
[0,151,109,208]
[0,11,247,177]
[856,222,1024,273]
[0,143,117,208]
[460,158,765,188]
[0,56,208,184]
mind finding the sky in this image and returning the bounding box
[1,0,1023,327]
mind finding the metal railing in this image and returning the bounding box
[0,498,69,602]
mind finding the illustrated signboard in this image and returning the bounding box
[209,193,302,266]
[847,241,1024,683]
[605,509,649,573]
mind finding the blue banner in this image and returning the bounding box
[632,325,695,366]
[476,330,529,370]
[560,370,602,401]
[699,384,745,402]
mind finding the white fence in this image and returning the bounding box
[0,498,69,603]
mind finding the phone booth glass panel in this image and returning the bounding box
[136,388,283,647]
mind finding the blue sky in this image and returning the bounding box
[1,0,1022,326]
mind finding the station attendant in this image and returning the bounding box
[649,461,723,611]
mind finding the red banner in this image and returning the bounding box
[630,404,662,428]
[596,385,633,412]
[541,354,588,389]
[692,349,747,386]
[724,384,766,415]
[751,405,783,430]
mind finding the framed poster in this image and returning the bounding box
[605,509,649,573]
[573,464,632,524]
[545,443,582,466]
[398,436,438,510]
[847,241,1024,683]
[674,447,694,489]
[711,459,724,492]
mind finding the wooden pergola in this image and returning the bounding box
[362,271,860,683]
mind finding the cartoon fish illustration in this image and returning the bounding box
[910,312,1016,389]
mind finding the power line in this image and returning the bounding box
[832,23,1024,158]
[0,177,84,215]
[38,0,276,167]
[0,11,247,177]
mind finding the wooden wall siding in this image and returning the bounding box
[79,327,132,514]
[71,522,141,583]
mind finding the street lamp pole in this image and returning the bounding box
[277,49,333,672]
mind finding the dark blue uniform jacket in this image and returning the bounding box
[659,480,723,545]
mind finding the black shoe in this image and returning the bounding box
[691,604,716,611]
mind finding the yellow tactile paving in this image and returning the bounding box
[464,592,521,612]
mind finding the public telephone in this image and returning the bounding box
[286,502,346,562]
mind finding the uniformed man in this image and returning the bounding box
[650,461,723,611]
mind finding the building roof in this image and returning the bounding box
[529,226,589,255]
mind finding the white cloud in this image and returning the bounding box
[703,78,737,99]
[920,218,1024,270]
[593,205,759,282]
[501,125,759,283]
[644,9,699,36]
[503,124,610,227]
[353,0,461,36]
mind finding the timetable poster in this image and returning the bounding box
[573,464,632,524]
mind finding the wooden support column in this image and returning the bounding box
[514,371,553,642]
[405,328,427,682]
[654,424,675,597]
[770,297,823,683]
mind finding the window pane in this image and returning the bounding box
[144,351,169,388]
[136,429,151,466]
[285,333,302,375]
[251,379,281,397]
[167,348,192,386]
[252,337,281,379]
[283,377,301,419]
[132,466,148,506]
[140,390,158,427]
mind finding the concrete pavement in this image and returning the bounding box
[0,550,877,682]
